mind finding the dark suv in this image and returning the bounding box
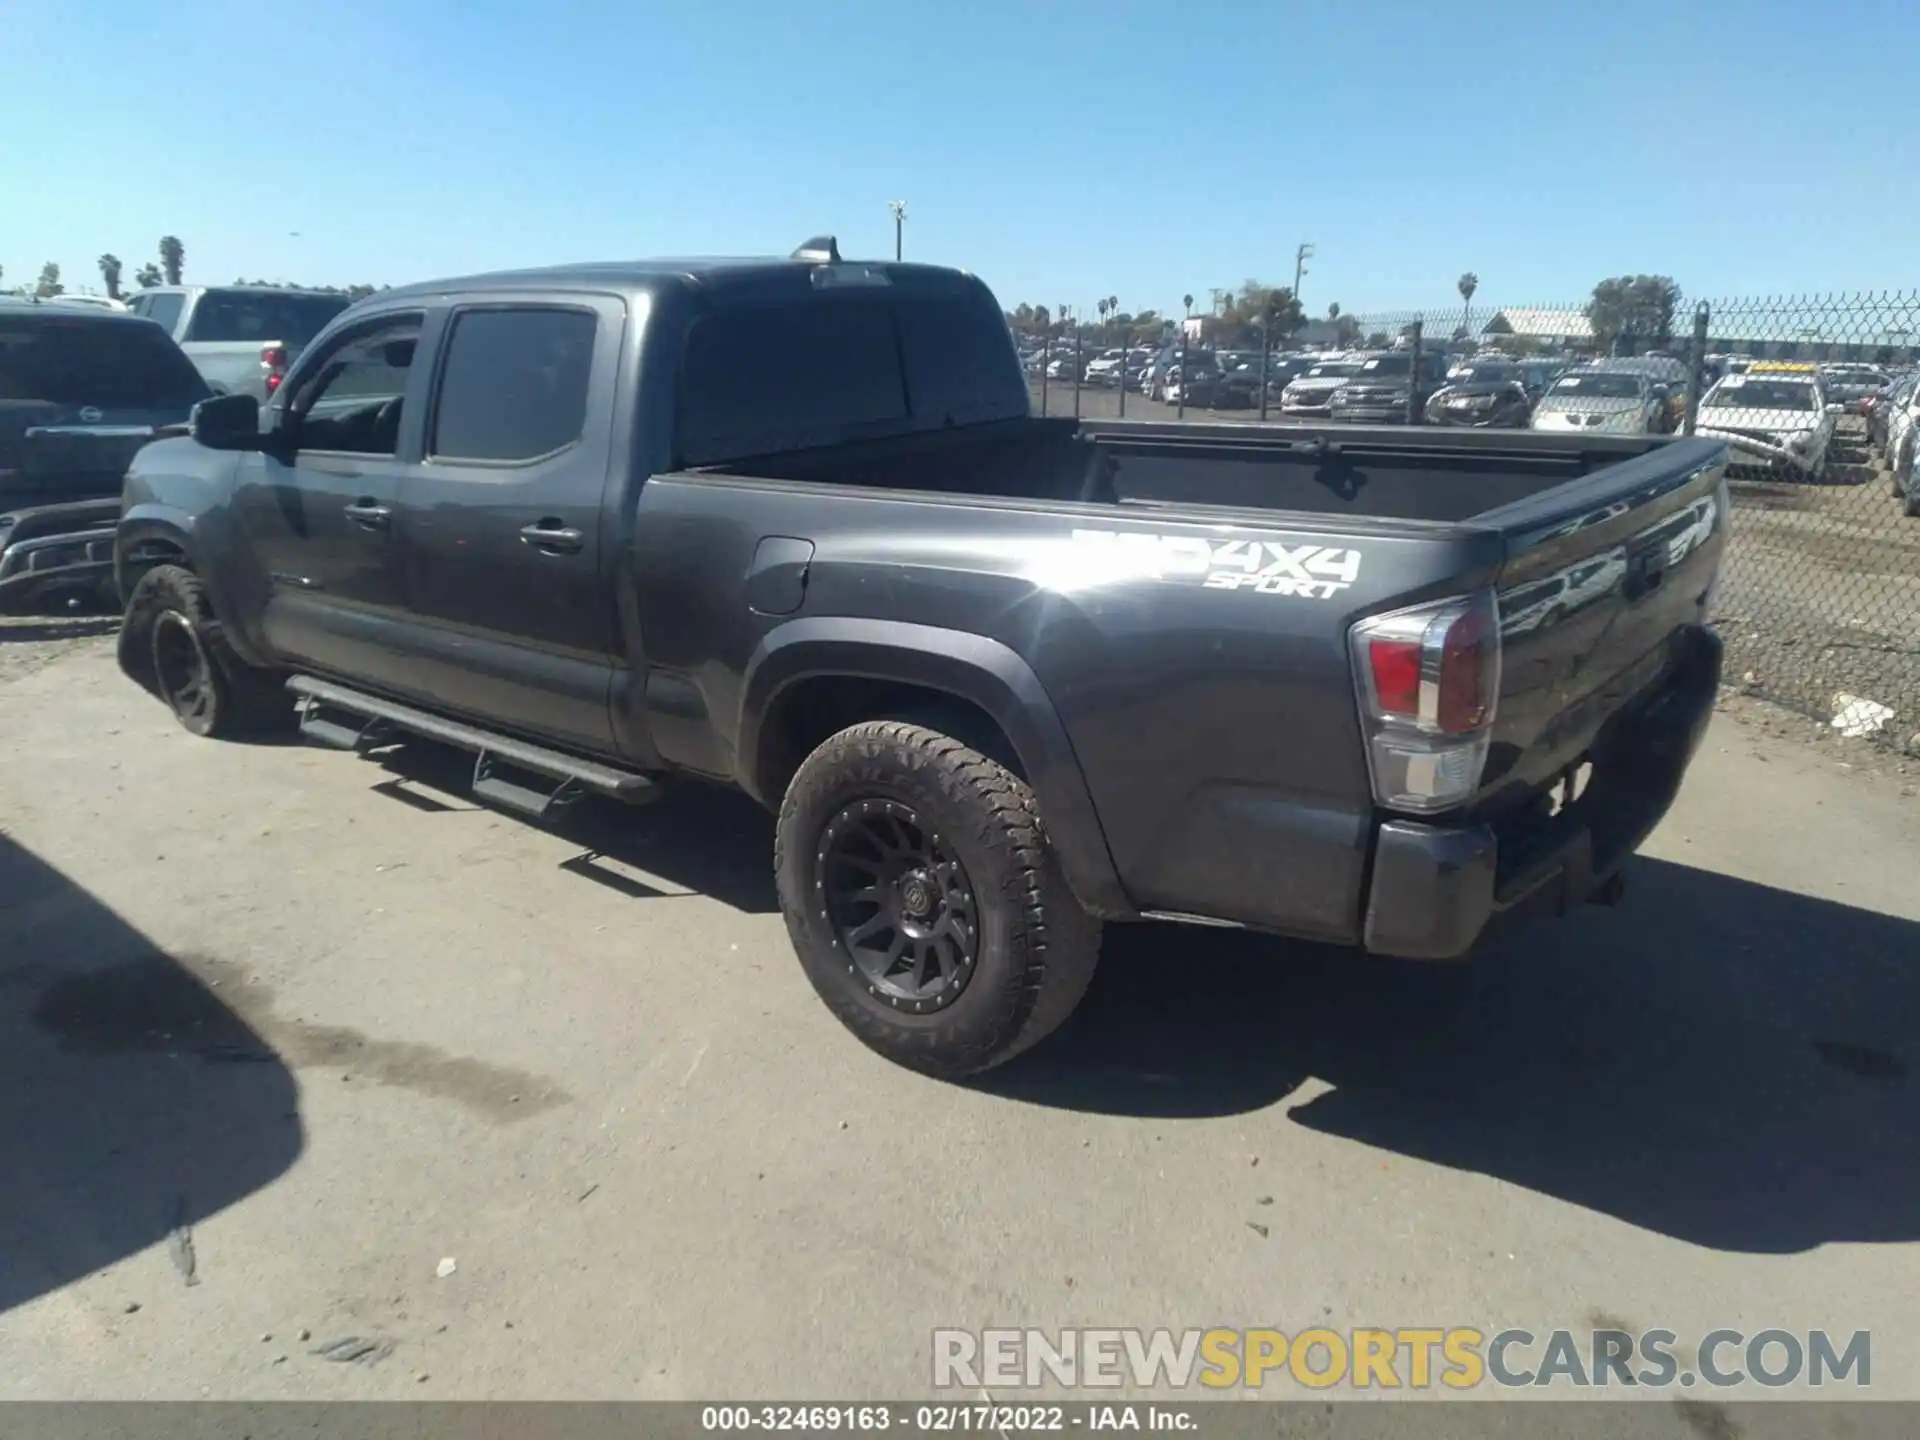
[0,299,210,610]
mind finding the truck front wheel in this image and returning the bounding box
[120,564,288,738]
[775,720,1101,1079]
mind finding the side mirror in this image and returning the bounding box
[1825,402,1845,415]
[190,392,265,451]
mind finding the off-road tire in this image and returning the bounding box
[775,721,1102,1078]
[119,564,289,737]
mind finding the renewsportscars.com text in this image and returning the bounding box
[932,1327,1871,1391]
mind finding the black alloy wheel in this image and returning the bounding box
[819,798,979,1011]
[151,608,220,736]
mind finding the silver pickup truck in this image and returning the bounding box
[125,285,350,401]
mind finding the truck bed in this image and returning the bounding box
[654,415,1728,944]
[696,414,1695,524]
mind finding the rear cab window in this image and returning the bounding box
[674,280,1025,468]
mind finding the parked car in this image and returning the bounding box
[1891,424,1920,517]
[1877,372,1920,482]
[127,284,353,401]
[111,237,1730,1078]
[1692,372,1840,480]
[1278,356,1364,418]
[1862,373,1904,451]
[1045,351,1084,382]
[47,293,130,313]
[1153,350,1222,404]
[1530,369,1670,436]
[1327,351,1450,424]
[1424,362,1536,428]
[1083,348,1128,386]
[0,298,211,612]
[1817,364,1889,414]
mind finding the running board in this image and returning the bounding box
[287,675,659,820]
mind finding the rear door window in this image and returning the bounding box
[428,307,598,463]
[0,316,208,408]
[676,298,908,466]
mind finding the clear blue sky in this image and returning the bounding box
[3,0,1914,321]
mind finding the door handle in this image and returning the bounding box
[519,521,585,554]
[343,499,391,530]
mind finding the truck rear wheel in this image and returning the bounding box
[775,721,1101,1079]
[120,564,288,738]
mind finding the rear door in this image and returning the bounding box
[0,312,209,512]
[389,296,622,754]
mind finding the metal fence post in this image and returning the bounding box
[1177,324,1188,420]
[1682,302,1709,436]
[1073,329,1082,418]
[1118,328,1129,419]
[1039,333,1050,417]
[1406,319,1424,424]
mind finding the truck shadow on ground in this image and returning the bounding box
[984,856,1917,1254]
[365,739,779,913]
[0,834,301,1316]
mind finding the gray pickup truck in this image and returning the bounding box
[126,285,350,401]
[112,238,1730,1077]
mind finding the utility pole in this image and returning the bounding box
[888,200,907,262]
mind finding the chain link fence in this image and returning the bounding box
[1021,290,1920,750]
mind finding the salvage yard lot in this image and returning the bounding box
[1,633,1917,1411]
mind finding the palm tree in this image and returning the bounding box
[98,254,123,300]
[1457,272,1479,337]
[159,235,185,285]
[1327,301,1341,322]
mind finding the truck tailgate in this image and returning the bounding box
[1473,436,1728,810]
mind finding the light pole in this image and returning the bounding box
[1293,242,1314,310]
[887,200,907,262]
[1179,294,1194,419]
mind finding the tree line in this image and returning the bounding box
[1002,270,1688,355]
[2,236,379,302]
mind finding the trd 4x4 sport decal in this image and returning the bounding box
[1068,528,1363,599]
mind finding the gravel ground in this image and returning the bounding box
[1,627,1916,1419]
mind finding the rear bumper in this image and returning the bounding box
[1361,625,1722,959]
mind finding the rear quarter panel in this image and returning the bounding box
[633,474,1502,943]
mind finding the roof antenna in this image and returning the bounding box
[792,235,841,264]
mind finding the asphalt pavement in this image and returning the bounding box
[0,636,1915,1415]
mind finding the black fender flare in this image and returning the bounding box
[738,617,1134,919]
[116,504,273,669]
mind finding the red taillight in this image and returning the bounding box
[1349,590,1502,813]
[1436,604,1494,733]
[261,344,289,394]
[1366,638,1423,718]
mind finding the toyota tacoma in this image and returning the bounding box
[112,238,1731,1077]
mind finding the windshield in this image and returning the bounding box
[1704,380,1817,410]
[1548,373,1644,399]
[0,315,210,408]
[1304,361,1361,380]
[1358,355,1411,376]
